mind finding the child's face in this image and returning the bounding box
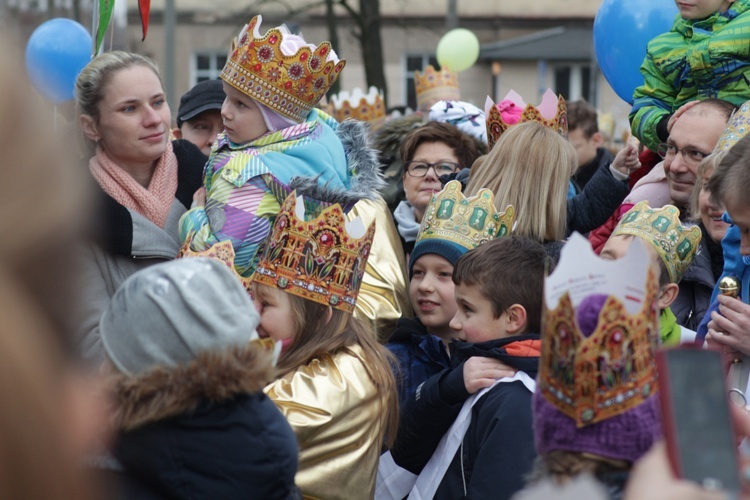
[698,167,730,243]
[179,110,224,156]
[409,254,458,339]
[221,82,269,144]
[724,192,750,256]
[450,282,509,343]
[676,0,734,20]
[252,283,296,344]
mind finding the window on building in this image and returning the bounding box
[404,54,438,110]
[193,52,227,85]
[553,63,593,103]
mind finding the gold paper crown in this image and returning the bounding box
[253,192,375,313]
[176,239,254,295]
[539,234,660,427]
[485,90,568,150]
[416,180,515,250]
[414,65,460,112]
[613,201,702,283]
[330,86,386,130]
[221,15,346,123]
[715,100,750,152]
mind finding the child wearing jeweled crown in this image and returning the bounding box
[630,0,750,152]
[179,16,382,278]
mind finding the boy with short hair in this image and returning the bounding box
[567,100,613,194]
[172,79,226,157]
[630,0,750,151]
[600,200,702,344]
[387,235,547,500]
[386,181,514,408]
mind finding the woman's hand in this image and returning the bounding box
[191,187,206,208]
[707,295,750,357]
[612,140,641,176]
[462,357,516,394]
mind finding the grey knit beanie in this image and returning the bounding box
[100,258,260,375]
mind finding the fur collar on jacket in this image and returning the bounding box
[288,118,385,208]
[108,343,275,431]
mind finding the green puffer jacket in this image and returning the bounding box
[630,0,750,151]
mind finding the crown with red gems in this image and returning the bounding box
[221,15,346,123]
[330,86,386,130]
[538,233,660,428]
[414,65,460,112]
[485,89,568,149]
[253,191,375,313]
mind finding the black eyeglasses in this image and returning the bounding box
[404,161,461,177]
[656,143,710,164]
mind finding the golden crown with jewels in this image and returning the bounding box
[613,201,702,283]
[221,15,346,123]
[416,180,515,250]
[329,86,387,130]
[715,99,750,152]
[252,192,375,313]
[539,234,660,428]
[485,89,568,149]
[414,65,460,112]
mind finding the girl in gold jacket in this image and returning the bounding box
[252,192,399,499]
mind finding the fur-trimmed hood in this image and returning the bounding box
[108,343,275,431]
[288,118,386,208]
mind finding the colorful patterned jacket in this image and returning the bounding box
[630,0,750,151]
[179,109,383,277]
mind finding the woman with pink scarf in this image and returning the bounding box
[75,51,206,363]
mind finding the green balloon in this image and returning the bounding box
[436,28,480,73]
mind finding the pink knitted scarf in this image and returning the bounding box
[89,142,178,228]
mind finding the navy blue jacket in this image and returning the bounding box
[386,317,452,409]
[392,334,540,500]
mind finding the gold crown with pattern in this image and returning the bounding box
[253,191,375,313]
[485,89,568,149]
[176,239,254,295]
[329,86,386,130]
[414,65,460,112]
[715,100,750,152]
[416,180,515,250]
[539,233,660,427]
[613,201,702,283]
[221,15,346,123]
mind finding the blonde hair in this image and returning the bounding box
[689,151,726,222]
[0,35,95,500]
[465,122,576,242]
[255,284,399,446]
[75,51,162,151]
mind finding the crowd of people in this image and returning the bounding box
[4,2,750,498]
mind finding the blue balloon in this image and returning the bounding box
[25,18,92,104]
[594,0,678,104]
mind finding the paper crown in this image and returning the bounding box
[485,89,568,149]
[414,65,460,112]
[176,239,254,295]
[221,15,346,123]
[329,86,386,130]
[539,233,660,428]
[415,180,515,251]
[253,192,375,313]
[715,100,750,152]
[612,201,702,283]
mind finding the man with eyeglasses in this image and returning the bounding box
[589,99,735,253]
[658,99,735,209]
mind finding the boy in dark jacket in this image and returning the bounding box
[387,236,547,500]
[385,181,515,409]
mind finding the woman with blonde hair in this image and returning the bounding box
[466,121,639,248]
[74,51,206,362]
[466,121,574,242]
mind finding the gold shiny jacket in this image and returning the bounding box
[264,345,389,500]
[349,196,412,341]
